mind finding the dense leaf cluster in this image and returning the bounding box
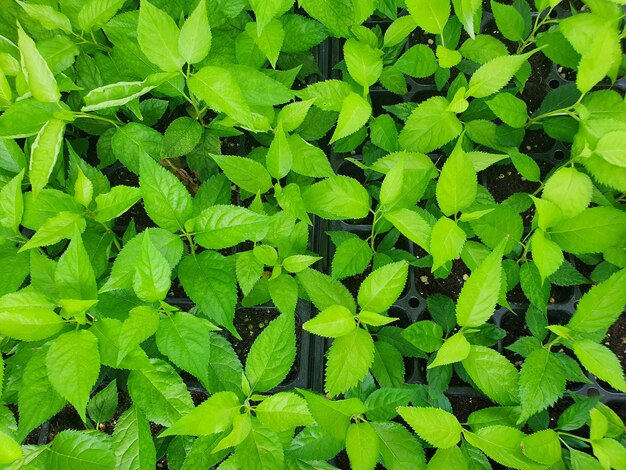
[0,0,625,468]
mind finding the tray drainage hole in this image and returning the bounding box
[553,149,565,161]
[408,297,420,308]
[587,387,600,397]
[549,79,560,89]
[549,9,558,18]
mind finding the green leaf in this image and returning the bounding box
[302,176,370,220]
[402,320,443,352]
[456,239,505,327]
[235,420,284,470]
[205,334,244,395]
[429,332,471,368]
[246,313,295,391]
[521,429,562,465]
[29,119,65,198]
[530,230,564,282]
[87,380,118,425]
[249,0,293,33]
[17,24,60,103]
[384,208,432,252]
[82,79,158,113]
[329,236,370,280]
[487,93,528,128]
[542,167,592,218]
[283,255,321,273]
[567,269,626,334]
[77,0,127,32]
[326,328,375,397]
[428,446,468,470]
[179,0,211,64]
[398,406,462,448]
[245,19,284,68]
[406,0,450,34]
[112,406,156,470]
[464,426,545,470]
[573,339,626,392]
[127,359,194,426]
[179,252,237,335]
[395,45,438,78]
[210,154,272,194]
[298,0,355,37]
[549,207,626,254]
[278,99,315,132]
[160,391,241,437]
[266,123,293,179]
[491,1,525,41]
[344,39,383,89]
[398,97,463,153]
[346,422,379,470]
[140,155,192,232]
[518,348,566,422]
[0,99,61,139]
[94,186,142,223]
[256,392,313,431]
[48,430,115,469]
[133,232,171,302]
[462,346,519,405]
[372,341,405,387]
[576,28,621,94]
[138,0,183,71]
[436,142,477,216]
[297,268,356,313]
[268,274,298,315]
[370,114,399,152]
[188,67,258,131]
[162,117,203,158]
[358,261,408,313]
[156,312,212,387]
[467,51,534,98]
[17,1,72,33]
[372,422,426,470]
[47,329,100,421]
[111,123,162,174]
[296,79,353,112]
[188,205,270,250]
[303,305,356,338]
[595,130,626,168]
[330,93,372,144]
[17,348,66,441]
[298,389,365,441]
[430,217,466,272]
[0,431,21,464]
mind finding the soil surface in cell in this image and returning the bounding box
[415,259,469,300]
[447,393,494,424]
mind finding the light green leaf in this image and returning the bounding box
[395,45,438,78]
[518,348,566,422]
[491,1,525,41]
[398,97,463,153]
[576,28,621,94]
[430,217,466,272]
[456,239,505,327]
[245,19,284,68]
[269,274,298,315]
[235,420,284,470]
[487,93,528,128]
[331,235,371,280]
[436,142,477,216]
[330,92,372,144]
[298,389,366,441]
[428,446,468,470]
[595,130,626,168]
[372,422,426,470]
[384,208,432,252]
[429,332,470,368]
[94,186,142,223]
[179,0,211,64]
[46,329,100,421]
[549,207,626,254]
[246,313,296,392]
[462,346,519,405]
[213,413,251,454]
[249,0,294,33]
[256,392,313,431]
[326,328,374,397]
[162,116,203,158]
[379,159,404,207]
[29,119,65,198]
[210,154,272,194]
[138,0,183,71]
[297,268,356,313]
[278,99,315,133]
[282,255,321,273]
[358,261,408,313]
[78,0,126,32]
[266,123,293,179]
[0,170,24,233]
[47,430,115,469]
[464,426,545,470]
[188,205,270,250]
[20,210,86,251]
[521,429,562,465]
[55,232,97,300]
[132,232,171,302]
[17,1,71,33]
[82,77,162,112]
[178,252,237,335]
[112,406,156,470]
[127,359,194,426]
[398,406,461,448]
[87,380,118,424]
[303,305,356,338]
[591,438,626,470]
[406,0,450,34]
[573,339,626,392]
[467,51,534,98]
[160,391,241,437]
[302,176,370,220]
[17,24,60,103]
[344,39,383,89]
[383,15,418,47]
[542,167,592,218]
[530,230,564,282]
[346,422,379,470]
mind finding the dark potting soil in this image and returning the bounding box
[500,312,532,365]
[341,267,372,298]
[447,393,494,424]
[230,308,301,385]
[415,259,470,300]
[108,166,153,229]
[334,450,385,470]
[506,282,574,305]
